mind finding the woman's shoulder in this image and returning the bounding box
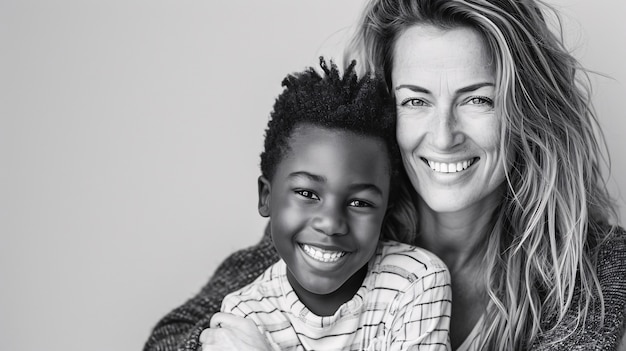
[591,224,626,312]
[531,225,626,350]
[592,225,626,349]
[594,225,626,275]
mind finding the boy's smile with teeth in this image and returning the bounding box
[301,244,347,263]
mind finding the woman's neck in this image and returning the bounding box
[415,195,500,348]
[416,196,500,272]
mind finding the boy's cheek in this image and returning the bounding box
[271,208,307,235]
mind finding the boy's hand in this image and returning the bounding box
[199,312,273,351]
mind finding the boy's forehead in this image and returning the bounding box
[282,124,391,169]
[287,124,365,152]
[289,123,378,143]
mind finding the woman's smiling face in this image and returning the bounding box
[392,25,507,214]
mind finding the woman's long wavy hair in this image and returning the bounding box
[347,0,618,349]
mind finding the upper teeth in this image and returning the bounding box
[302,244,346,263]
[427,158,475,173]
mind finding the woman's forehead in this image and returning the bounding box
[392,25,492,70]
[391,25,495,89]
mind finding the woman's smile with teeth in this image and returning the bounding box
[301,244,346,263]
[423,157,478,173]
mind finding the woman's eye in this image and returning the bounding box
[296,190,319,200]
[467,96,494,106]
[401,98,428,107]
[349,200,372,208]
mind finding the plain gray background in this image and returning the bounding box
[1,1,624,350]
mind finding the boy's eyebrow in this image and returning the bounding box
[348,183,383,196]
[395,82,494,95]
[288,171,326,183]
[289,171,383,196]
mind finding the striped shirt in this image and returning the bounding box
[221,240,451,350]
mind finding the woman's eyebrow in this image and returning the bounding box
[455,82,494,94]
[395,84,431,94]
[394,82,494,94]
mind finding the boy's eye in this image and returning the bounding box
[296,190,319,200]
[349,199,372,208]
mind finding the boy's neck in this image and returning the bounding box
[287,264,368,317]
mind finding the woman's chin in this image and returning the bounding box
[417,186,503,217]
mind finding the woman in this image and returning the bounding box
[144,0,626,350]
[348,1,626,349]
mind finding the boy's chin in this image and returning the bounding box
[298,278,345,296]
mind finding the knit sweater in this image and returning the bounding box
[143,226,626,351]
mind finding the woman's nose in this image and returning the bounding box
[431,106,464,150]
[311,204,348,236]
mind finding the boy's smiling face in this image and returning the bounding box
[258,124,391,298]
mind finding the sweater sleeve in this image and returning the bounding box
[531,226,626,350]
[143,226,279,351]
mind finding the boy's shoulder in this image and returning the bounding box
[374,240,449,278]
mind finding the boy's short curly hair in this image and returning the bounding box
[260,57,399,185]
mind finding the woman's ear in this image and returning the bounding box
[258,176,271,217]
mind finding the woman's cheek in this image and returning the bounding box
[397,120,429,165]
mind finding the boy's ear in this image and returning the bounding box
[257,176,271,217]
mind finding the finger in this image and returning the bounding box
[209,312,225,329]
[210,312,256,330]
[199,328,214,344]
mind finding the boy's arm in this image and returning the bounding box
[143,227,279,351]
[389,266,452,351]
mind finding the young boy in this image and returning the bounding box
[215,59,451,350]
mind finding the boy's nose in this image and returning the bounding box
[311,205,348,236]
